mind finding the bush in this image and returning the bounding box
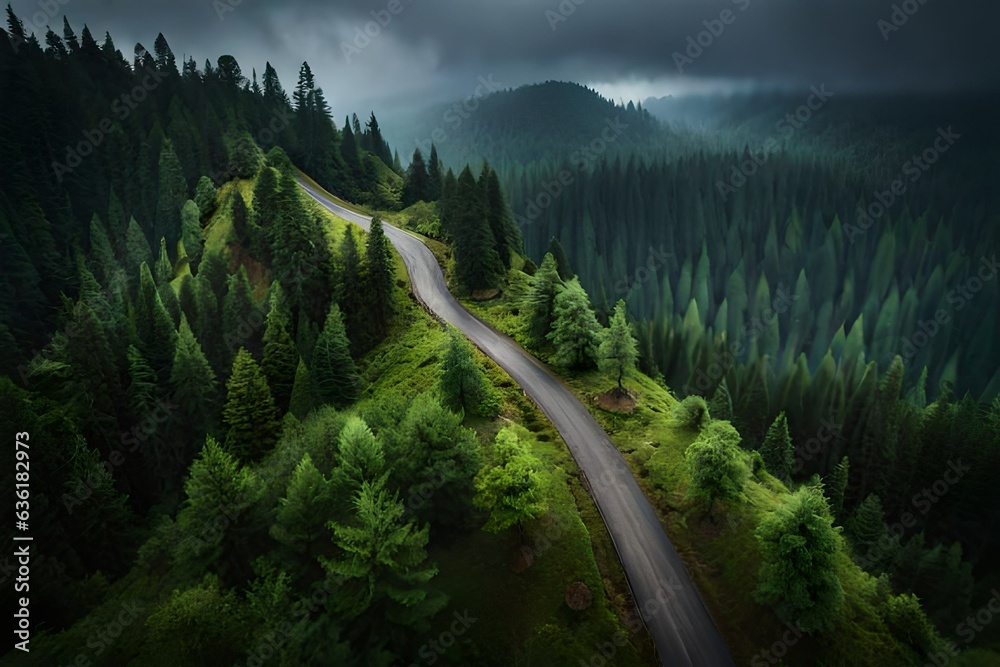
[882,593,940,654]
[672,395,710,430]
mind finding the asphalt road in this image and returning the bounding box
[299,179,737,667]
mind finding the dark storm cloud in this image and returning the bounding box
[10,0,997,117]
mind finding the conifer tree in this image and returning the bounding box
[684,420,749,511]
[336,226,365,353]
[135,261,178,379]
[194,176,218,218]
[439,332,499,417]
[125,217,153,277]
[403,148,429,207]
[452,167,504,291]
[524,252,562,347]
[271,453,334,552]
[310,304,360,407]
[180,200,202,267]
[754,486,844,632]
[155,237,173,284]
[760,412,795,483]
[223,348,281,460]
[825,456,850,521]
[846,494,887,556]
[547,277,601,368]
[262,282,298,412]
[597,299,638,394]
[484,166,521,268]
[222,266,258,362]
[126,344,159,418]
[330,417,386,504]
[363,217,395,342]
[427,144,442,201]
[288,358,315,420]
[547,236,573,280]
[170,315,217,431]
[155,139,187,248]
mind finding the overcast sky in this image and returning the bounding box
[10,0,997,119]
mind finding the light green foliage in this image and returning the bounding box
[474,427,548,534]
[597,299,638,391]
[194,176,218,218]
[672,395,710,430]
[271,453,335,551]
[180,200,202,266]
[524,252,562,347]
[547,277,601,368]
[330,417,386,502]
[439,332,500,417]
[684,420,748,508]
[754,486,844,633]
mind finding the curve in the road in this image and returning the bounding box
[299,178,736,667]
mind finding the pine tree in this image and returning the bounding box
[222,266,258,363]
[194,176,218,218]
[126,344,159,418]
[135,261,178,379]
[403,149,429,207]
[262,282,298,412]
[125,217,153,277]
[180,200,202,267]
[336,226,365,354]
[230,190,250,245]
[754,486,844,632]
[155,139,187,248]
[154,237,173,284]
[524,252,562,347]
[439,332,498,417]
[288,358,315,420]
[153,32,176,73]
[846,494,887,556]
[547,277,601,368]
[597,299,638,394]
[271,453,334,552]
[310,304,360,407]
[223,348,281,460]
[452,167,504,291]
[484,167,521,268]
[474,427,547,536]
[170,315,218,435]
[825,456,849,521]
[760,412,795,483]
[330,417,386,504]
[363,217,395,343]
[427,144,442,201]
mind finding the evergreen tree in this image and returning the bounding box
[222,266,258,363]
[153,32,176,73]
[474,427,547,536]
[155,139,187,248]
[524,252,562,347]
[760,412,795,483]
[180,200,202,267]
[547,277,601,368]
[452,167,504,291]
[170,316,217,426]
[288,358,315,420]
[262,282,298,412]
[320,478,442,640]
[439,332,499,417]
[155,237,173,284]
[597,299,638,394]
[336,226,365,353]
[684,420,749,511]
[310,304,360,407]
[135,261,178,378]
[194,176,218,218]
[825,456,850,521]
[363,217,395,343]
[846,494,887,557]
[126,344,159,418]
[403,149,429,207]
[125,217,153,277]
[230,190,250,245]
[427,144,442,201]
[331,417,386,504]
[223,348,281,461]
[754,486,844,633]
[484,166,521,268]
[271,453,335,553]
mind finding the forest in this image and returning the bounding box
[1,4,998,667]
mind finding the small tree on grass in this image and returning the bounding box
[474,427,547,538]
[672,395,710,431]
[597,299,638,396]
[760,412,795,483]
[524,252,562,347]
[439,332,500,417]
[547,277,601,368]
[684,420,748,515]
[754,485,844,633]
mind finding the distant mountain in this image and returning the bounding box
[383,81,663,170]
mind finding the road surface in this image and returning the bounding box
[299,178,736,667]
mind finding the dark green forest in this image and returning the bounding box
[2,4,999,666]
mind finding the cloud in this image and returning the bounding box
[10,0,996,118]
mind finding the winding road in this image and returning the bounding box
[299,178,736,667]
